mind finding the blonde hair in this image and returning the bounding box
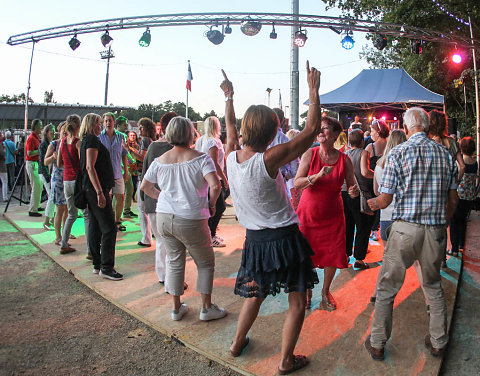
[204,116,221,138]
[334,131,348,150]
[79,113,101,140]
[377,129,407,168]
[241,105,279,150]
[165,116,194,146]
[286,129,300,140]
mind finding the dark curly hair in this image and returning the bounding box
[428,110,447,137]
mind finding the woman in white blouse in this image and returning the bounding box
[195,116,228,247]
[141,116,226,322]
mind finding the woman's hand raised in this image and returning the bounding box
[220,69,234,97]
[306,60,321,94]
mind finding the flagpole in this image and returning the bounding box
[186,89,189,119]
[186,60,190,119]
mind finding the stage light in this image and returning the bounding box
[381,116,386,121]
[411,40,422,54]
[270,23,277,39]
[69,34,80,51]
[139,28,151,47]
[373,34,387,50]
[293,29,307,47]
[205,27,224,45]
[341,32,354,50]
[394,116,398,121]
[101,30,113,47]
[225,18,232,34]
[240,18,262,36]
[452,52,462,64]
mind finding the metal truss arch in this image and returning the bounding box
[7,12,479,50]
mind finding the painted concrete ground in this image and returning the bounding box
[4,204,461,376]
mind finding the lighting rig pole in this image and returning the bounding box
[290,0,300,129]
[469,16,480,165]
[100,46,114,106]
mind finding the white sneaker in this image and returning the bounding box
[199,303,227,321]
[212,235,226,248]
[172,303,188,321]
[93,268,100,274]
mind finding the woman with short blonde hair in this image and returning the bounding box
[195,116,228,247]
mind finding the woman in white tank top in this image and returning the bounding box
[221,64,327,374]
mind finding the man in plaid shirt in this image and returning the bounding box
[364,107,458,361]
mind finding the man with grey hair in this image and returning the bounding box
[364,107,458,360]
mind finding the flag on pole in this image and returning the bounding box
[186,61,193,91]
[278,89,283,110]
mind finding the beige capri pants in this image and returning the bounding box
[157,213,215,296]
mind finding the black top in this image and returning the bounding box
[81,134,114,192]
[38,140,50,178]
[465,161,478,174]
[140,141,173,214]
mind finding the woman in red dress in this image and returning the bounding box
[295,117,358,311]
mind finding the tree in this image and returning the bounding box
[119,100,203,123]
[322,0,480,136]
[44,90,54,103]
[203,110,218,120]
[0,93,33,103]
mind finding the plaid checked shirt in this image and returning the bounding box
[379,132,458,225]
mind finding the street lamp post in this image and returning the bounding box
[100,46,115,106]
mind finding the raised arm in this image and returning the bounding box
[264,61,321,177]
[220,69,240,157]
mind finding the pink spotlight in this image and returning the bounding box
[381,116,386,121]
[452,53,462,64]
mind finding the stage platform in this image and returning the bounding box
[4,204,461,376]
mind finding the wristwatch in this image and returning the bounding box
[225,96,233,102]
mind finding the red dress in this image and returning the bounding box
[297,147,348,269]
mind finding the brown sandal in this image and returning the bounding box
[278,355,309,375]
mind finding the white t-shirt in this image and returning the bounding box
[226,151,298,230]
[143,154,216,220]
[195,136,225,171]
[374,164,394,221]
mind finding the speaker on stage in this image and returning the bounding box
[447,118,457,137]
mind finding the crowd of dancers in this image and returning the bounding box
[11,61,478,374]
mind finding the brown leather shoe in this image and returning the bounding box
[60,246,76,255]
[364,335,385,360]
[425,334,446,357]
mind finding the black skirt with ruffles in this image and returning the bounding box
[234,223,319,298]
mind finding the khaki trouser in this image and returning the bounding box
[26,161,42,213]
[371,220,448,349]
[157,213,215,297]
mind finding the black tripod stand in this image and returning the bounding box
[4,161,29,213]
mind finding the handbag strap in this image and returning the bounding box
[63,138,81,175]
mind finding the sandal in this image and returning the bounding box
[446,249,458,257]
[116,222,126,232]
[354,260,370,270]
[54,238,61,246]
[320,292,337,311]
[278,355,309,375]
[230,336,250,357]
[306,288,312,310]
[69,234,77,240]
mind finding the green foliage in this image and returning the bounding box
[120,100,202,122]
[322,0,480,136]
[44,90,54,103]
[0,93,33,103]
